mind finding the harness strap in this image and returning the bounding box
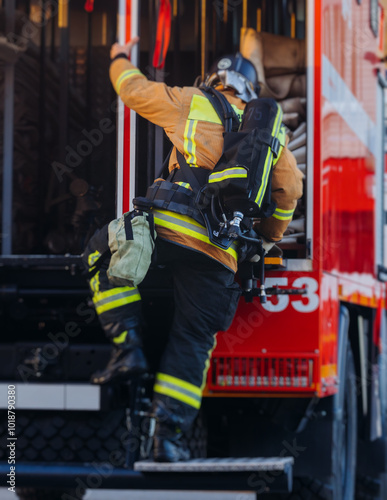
[145,180,204,225]
[200,86,240,132]
[176,150,203,193]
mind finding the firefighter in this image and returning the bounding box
[83,37,303,462]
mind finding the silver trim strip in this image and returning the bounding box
[306,0,315,260]
[116,0,127,217]
[0,383,100,410]
[129,0,140,211]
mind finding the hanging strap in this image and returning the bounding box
[85,249,110,279]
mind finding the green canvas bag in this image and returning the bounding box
[107,210,157,287]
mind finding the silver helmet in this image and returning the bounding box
[203,53,259,103]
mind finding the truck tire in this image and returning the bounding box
[331,345,357,500]
[16,488,84,500]
[267,346,357,500]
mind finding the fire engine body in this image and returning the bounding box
[1,0,387,499]
[207,0,387,400]
[120,0,386,399]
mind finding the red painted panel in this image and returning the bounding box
[216,272,320,356]
[321,0,377,276]
[323,0,380,123]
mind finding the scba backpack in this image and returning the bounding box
[201,87,286,218]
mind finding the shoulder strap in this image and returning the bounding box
[199,86,240,132]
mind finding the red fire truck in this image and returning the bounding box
[1,0,387,499]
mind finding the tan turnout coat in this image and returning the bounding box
[110,58,303,273]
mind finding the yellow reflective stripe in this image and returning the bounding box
[153,384,201,409]
[278,125,286,147]
[93,286,138,301]
[115,69,143,93]
[231,104,244,122]
[90,271,100,294]
[156,372,202,396]
[183,119,198,166]
[154,208,205,229]
[201,334,217,390]
[255,150,273,207]
[153,209,238,261]
[255,105,282,207]
[93,287,141,315]
[112,330,128,344]
[272,208,295,221]
[88,250,101,268]
[275,208,295,215]
[154,372,202,409]
[208,167,248,183]
[273,126,286,166]
[175,182,191,189]
[188,95,222,124]
[95,294,141,315]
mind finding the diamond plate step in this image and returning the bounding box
[134,456,294,473]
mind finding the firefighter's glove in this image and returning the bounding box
[110,36,140,60]
[249,238,275,263]
[238,229,263,263]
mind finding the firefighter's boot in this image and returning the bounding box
[91,320,148,384]
[152,399,191,462]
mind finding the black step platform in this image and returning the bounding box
[0,457,293,494]
[134,457,294,494]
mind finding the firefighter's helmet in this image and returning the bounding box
[203,53,259,103]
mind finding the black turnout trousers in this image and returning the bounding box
[84,228,241,426]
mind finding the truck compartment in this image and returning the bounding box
[1,0,309,260]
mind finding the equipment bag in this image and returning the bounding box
[107,210,157,287]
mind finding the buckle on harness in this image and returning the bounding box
[270,137,280,157]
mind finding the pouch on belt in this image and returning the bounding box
[107,210,157,287]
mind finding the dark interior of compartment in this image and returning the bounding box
[0,0,118,255]
[1,0,307,257]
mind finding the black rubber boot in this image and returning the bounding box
[152,400,191,462]
[91,328,149,384]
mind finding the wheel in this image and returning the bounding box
[331,345,357,500]
[16,488,84,500]
[266,345,357,500]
